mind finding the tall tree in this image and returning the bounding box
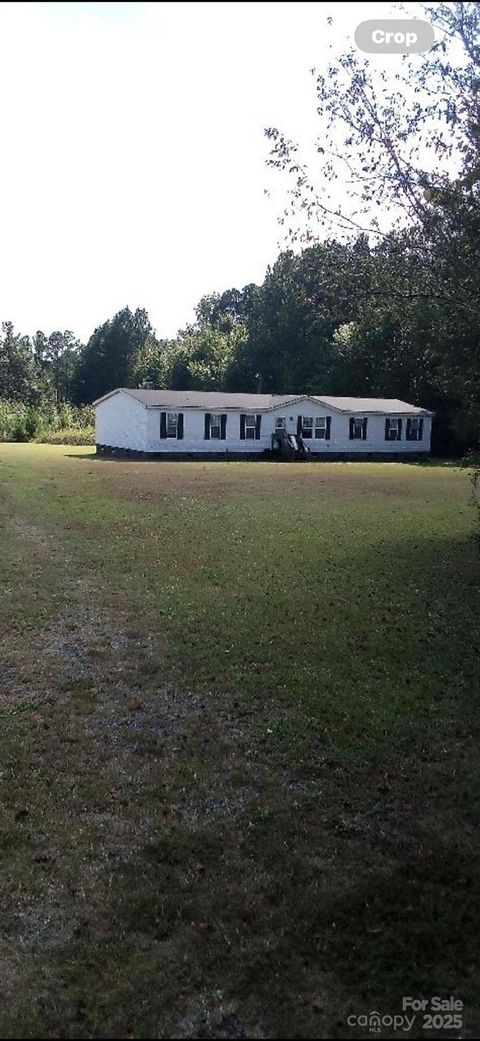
[265,2,480,445]
[34,330,82,403]
[166,325,245,390]
[130,335,172,390]
[0,322,38,403]
[240,243,370,393]
[195,285,256,333]
[72,307,154,403]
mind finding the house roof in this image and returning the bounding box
[112,389,298,410]
[93,388,433,416]
[312,396,432,415]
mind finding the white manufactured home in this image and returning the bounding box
[94,389,433,460]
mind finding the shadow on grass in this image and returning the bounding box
[7,788,479,1038]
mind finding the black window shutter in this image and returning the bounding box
[160,412,167,439]
[385,418,390,441]
[204,413,211,440]
[297,416,303,437]
[397,418,402,441]
[255,414,261,440]
[418,418,424,441]
[406,418,412,441]
[326,416,331,440]
[177,413,184,440]
[349,417,354,440]
[362,417,368,440]
[239,414,246,440]
[220,414,227,440]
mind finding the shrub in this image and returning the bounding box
[38,427,95,446]
[11,421,29,442]
[25,408,40,440]
[0,400,95,442]
[0,401,28,440]
[460,449,480,469]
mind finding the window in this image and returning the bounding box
[245,414,256,440]
[210,414,222,439]
[210,414,221,439]
[205,413,226,439]
[160,411,183,439]
[407,417,423,441]
[275,417,286,430]
[300,416,314,438]
[315,417,326,439]
[385,417,401,441]
[167,412,178,438]
[240,413,260,440]
[350,417,367,440]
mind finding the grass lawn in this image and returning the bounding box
[0,443,479,1039]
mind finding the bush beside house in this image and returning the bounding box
[0,401,94,444]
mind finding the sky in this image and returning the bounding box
[0,0,414,342]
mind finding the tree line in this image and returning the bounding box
[1,2,479,455]
[0,231,476,453]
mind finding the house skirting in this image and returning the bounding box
[96,444,429,462]
[96,444,271,461]
[312,451,430,462]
